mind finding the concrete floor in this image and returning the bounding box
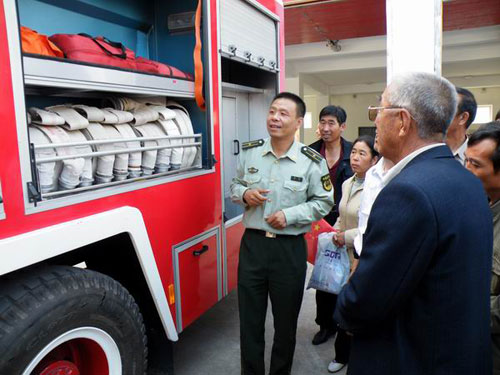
[172,264,347,375]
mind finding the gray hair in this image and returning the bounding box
[386,72,458,139]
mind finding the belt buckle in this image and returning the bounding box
[265,231,276,238]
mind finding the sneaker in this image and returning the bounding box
[312,327,335,345]
[327,360,346,373]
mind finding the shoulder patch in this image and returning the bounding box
[301,146,323,163]
[242,139,264,150]
[321,174,332,192]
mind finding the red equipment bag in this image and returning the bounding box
[135,57,193,80]
[49,33,137,70]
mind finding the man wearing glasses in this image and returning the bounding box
[334,72,492,375]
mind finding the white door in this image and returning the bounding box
[222,89,250,221]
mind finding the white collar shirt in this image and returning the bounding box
[453,137,468,166]
[354,143,444,255]
[353,157,389,255]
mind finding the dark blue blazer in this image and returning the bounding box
[334,145,493,375]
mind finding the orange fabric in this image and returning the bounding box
[193,0,206,111]
[21,26,64,58]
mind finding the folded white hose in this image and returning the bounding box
[100,109,119,124]
[65,130,94,187]
[28,127,58,193]
[72,105,105,123]
[33,125,85,190]
[132,125,156,175]
[169,108,197,168]
[28,107,65,126]
[102,97,162,127]
[130,107,160,126]
[59,158,86,189]
[135,97,167,107]
[81,123,115,184]
[103,108,134,124]
[156,119,182,170]
[102,125,129,181]
[102,97,143,112]
[147,106,176,121]
[46,105,90,130]
[147,123,171,173]
[113,124,142,178]
[133,123,171,174]
[167,102,198,167]
[147,105,183,170]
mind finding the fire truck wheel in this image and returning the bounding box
[0,265,147,375]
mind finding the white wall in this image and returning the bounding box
[303,94,329,145]
[466,87,500,132]
[329,92,382,142]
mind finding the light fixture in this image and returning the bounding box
[326,39,341,52]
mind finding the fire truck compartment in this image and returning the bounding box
[26,96,204,199]
[173,227,221,332]
[11,0,212,207]
[17,0,200,74]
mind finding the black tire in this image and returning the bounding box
[0,265,148,374]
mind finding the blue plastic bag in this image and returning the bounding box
[307,232,350,294]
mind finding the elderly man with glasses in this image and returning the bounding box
[334,72,492,375]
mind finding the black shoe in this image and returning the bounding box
[312,327,335,345]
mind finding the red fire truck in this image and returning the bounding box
[0,0,284,373]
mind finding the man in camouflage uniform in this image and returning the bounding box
[231,92,334,375]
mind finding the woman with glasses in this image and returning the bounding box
[327,135,379,373]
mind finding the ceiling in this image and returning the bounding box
[283,0,500,95]
[284,0,500,45]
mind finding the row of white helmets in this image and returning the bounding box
[28,98,198,193]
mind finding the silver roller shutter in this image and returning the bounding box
[220,0,279,72]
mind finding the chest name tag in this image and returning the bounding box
[291,176,303,182]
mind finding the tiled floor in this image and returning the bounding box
[173,264,346,375]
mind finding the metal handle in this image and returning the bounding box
[233,140,240,155]
[193,245,209,256]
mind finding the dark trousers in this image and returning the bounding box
[334,328,351,364]
[238,230,307,375]
[315,289,338,330]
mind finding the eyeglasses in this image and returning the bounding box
[368,106,405,122]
